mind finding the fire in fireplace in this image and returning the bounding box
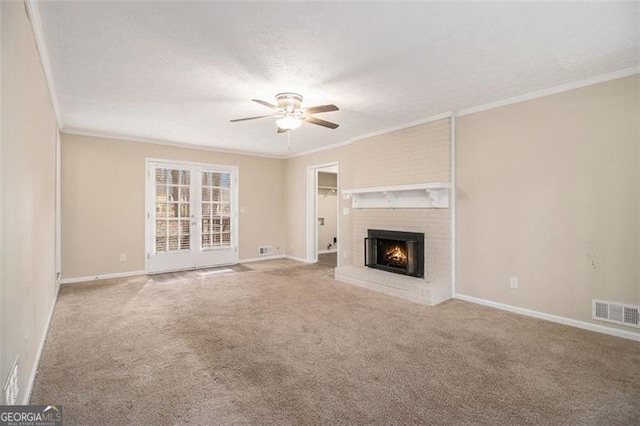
[385,244,408,267]
[365,229,424,278]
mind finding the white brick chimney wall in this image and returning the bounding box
[336,118,452,305]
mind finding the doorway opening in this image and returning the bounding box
[306,162,339,267]
[145,159,239,274]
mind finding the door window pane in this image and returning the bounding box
[180,203,189,218]
[179,186,190,202]
[155,168,191,253]
[201,170,232,249]
[168,236,179,251]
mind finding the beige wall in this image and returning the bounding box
[1,1,59,403]
[61,134,285,279]
[456,75,640,332]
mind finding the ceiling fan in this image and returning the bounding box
[230,93,339,133]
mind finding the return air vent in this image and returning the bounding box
[258,246,273,256]
[592,299,640,329]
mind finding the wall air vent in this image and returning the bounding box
[258,246,273,256]
[592,299,640,329]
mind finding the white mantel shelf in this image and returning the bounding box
[342,182,452,209]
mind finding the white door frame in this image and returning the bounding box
[306,161,339,264]
[145,158,239,273]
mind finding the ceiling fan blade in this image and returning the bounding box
[305,115,339,129]
[230,114,273,122]
[252,99,277,110]
[277,127,288,134]
[303,104,339,114]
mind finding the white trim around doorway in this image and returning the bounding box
[144,158,240,274]
[306,161,340,265]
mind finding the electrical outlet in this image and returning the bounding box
[510,276,519,289]
[119,254,127,262]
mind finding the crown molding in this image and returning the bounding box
[458,66,640,117]
[287,112,453,159]
[285,137,354,159]
[21,0,639,160]
[63,64,639,162]
[350,112,453,143]
[289,68,639,159]
[62,128,286,160]
[24,0,62,126]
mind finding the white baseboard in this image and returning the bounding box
[25,280,60,404]
[318,249,338,254]
[238,254,285,264]
[60,270,146,285]
[285,255,313,263]
[63,256,295,282]
[455,293,640,342]
[61,257,291,282]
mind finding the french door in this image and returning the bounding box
[146,160,238,273]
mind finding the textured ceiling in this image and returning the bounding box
[37,1,639,157]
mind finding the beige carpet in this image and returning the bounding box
[32,259,639,425]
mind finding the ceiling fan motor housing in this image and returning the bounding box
[276,92,303,113]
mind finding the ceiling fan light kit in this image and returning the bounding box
[275,115,303,130]
[231,92,339,133]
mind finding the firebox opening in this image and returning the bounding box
[365,229,424,278]
[379,240,408,269]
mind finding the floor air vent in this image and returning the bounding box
[592,299,640,329]
[258,246,273,256]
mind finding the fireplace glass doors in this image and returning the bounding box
[365,229,424,278]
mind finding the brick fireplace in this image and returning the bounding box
[334,118,452,306]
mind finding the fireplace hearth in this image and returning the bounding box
[365,229,424,278]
